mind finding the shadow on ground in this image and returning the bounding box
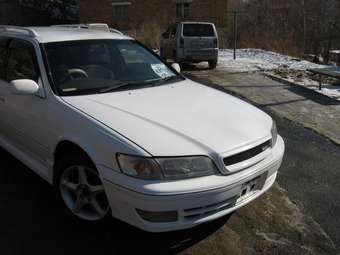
[180,63,210,72]
[286,85,340,106]
[0,147,231,255]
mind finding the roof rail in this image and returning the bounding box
[87,23,110,31]
[109,28,123,35]
[53,24,87,29]
[52,23,124,34]
[53,23,110,31]
[0,25,38,37]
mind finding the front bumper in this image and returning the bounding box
[100,136,284,232]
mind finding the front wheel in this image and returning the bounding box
[56,155,110,222]
[208,60,218,69]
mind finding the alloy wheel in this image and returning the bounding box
[59,165,109,221]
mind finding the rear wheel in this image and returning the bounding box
[56,154,110,222]
[160,47,166,60]
[173,50,178,62]
[208,59,218,69]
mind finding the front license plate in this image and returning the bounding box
[237,173,267,202]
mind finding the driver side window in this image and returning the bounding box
[6,39,39,82]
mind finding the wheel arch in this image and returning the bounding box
[53,140,97,185]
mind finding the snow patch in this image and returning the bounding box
[217,49,339,100]
[217,49,324,73]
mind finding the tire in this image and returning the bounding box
[55,152,110,222]
[160,47,166,60]
[209,59,218,69]
[173,50,177,62]
[178,62,187,70]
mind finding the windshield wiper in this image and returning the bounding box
[99,76,182,94]
[149,75,182,86]
[99,82,141,93]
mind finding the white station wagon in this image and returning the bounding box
[0,26,285,232]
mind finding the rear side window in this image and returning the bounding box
[0,37,10,80]
[183,24,215,37]
[7,39,39,82]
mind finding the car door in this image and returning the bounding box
[4,38,52,179]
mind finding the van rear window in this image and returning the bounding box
[183,24,215,37]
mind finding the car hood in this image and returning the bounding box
[62,79,272,156]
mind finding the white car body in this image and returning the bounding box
[0,26,285,232]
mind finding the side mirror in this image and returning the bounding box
[10,79,39,96]
[171,63,181,73]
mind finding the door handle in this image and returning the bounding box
[0,97,5,103]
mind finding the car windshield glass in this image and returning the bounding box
[183,24,215,37]
[44,40,180,95]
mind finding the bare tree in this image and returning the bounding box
[229,0,340,57]
[19,0,78,20]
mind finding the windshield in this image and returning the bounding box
[183,24,215,37]
[44,40,181,95]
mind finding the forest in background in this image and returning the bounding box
[227,0,340,59]
[3,0,340,61]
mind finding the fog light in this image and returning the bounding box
[136,209,178,223]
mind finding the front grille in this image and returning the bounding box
[183,197,237,220]
[223,140,271,166]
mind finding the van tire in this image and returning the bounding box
[209,60,218,69]
[160,47,166,60]
[173,50,177,62]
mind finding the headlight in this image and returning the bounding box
[117,154,163,180]
[271,121,278,147]
[117,154,217,180]
[156,156,217,180]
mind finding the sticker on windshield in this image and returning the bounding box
[151,64,173,78]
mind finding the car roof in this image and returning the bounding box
[1,26,132,43]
